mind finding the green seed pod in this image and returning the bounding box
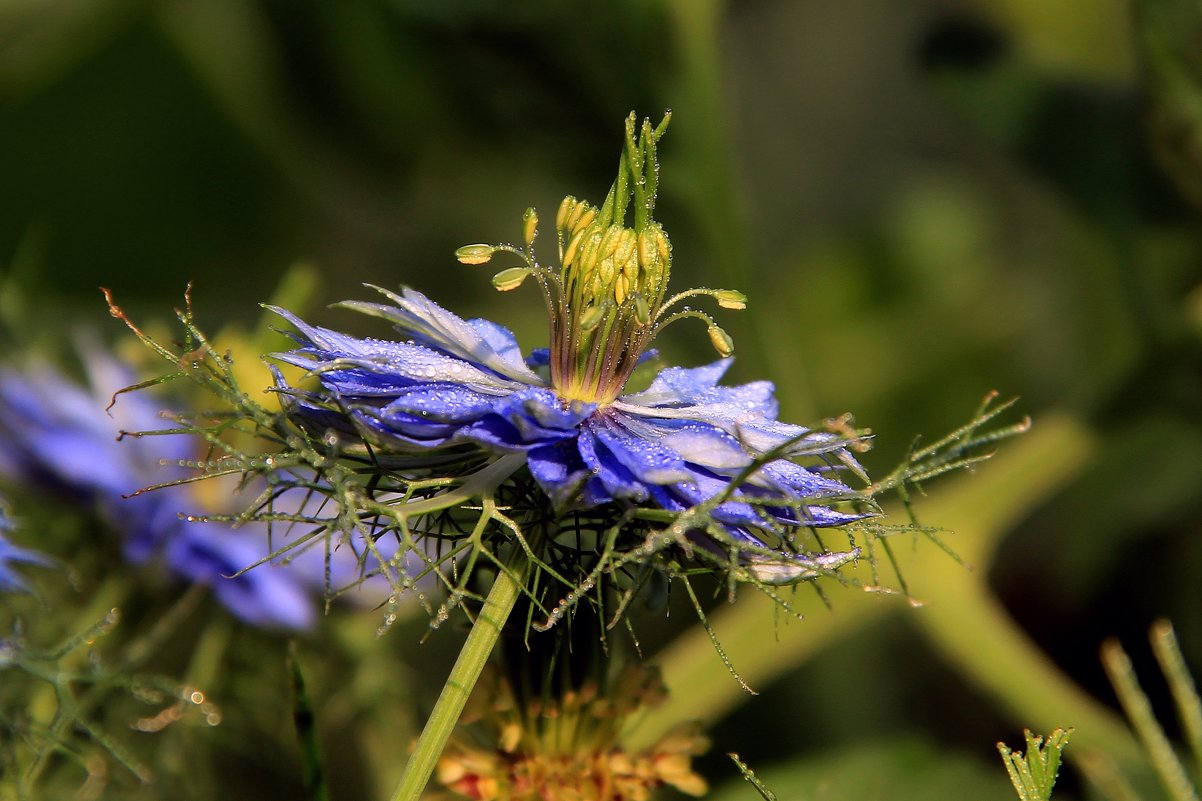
[455,244,495,265]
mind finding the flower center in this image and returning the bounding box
[548,194,670,404]
[457,112,747,405]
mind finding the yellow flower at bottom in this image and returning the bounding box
[434,667,708,801]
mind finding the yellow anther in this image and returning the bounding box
[655,228,670,265]
[707,325,734,357]
[597,256,616,285]
[455,244,495,265]
[613,229,636,269]
[522,208,538,247]
[491,266,530,292]
[637,229,658,270]
[573,207,597,234]
[563,228,586,268]
[715,289,747,310]
[556,195,576,232]
[614,274,629,305]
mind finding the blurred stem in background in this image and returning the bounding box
[663,0,796,395]
[1136,0,1202,217]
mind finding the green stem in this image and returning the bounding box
[387,550,530,801]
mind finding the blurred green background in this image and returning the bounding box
[3,0,1202,799]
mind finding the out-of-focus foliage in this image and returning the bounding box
[1,0,1201,799]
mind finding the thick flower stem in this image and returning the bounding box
[388,550,530,801]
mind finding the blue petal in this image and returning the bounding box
[463,388,592,449]
[588,415,691,486]
[270,307,523,395]
[527,442,591,510]
[525,348,551,368]
[758,458,858,498]
[576,427,647,503]
[332,286,545,385]
[383,384,500,424]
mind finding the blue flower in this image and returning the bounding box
[271,114,867,574]
[271,288,865,552]
[0,504,51,593]
[0,347,377,628]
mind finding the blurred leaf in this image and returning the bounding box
[977,0,1134,80]
[709,739,1017,801]
[1136,0,1202,215]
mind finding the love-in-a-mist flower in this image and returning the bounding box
[0,345,376,628]
[271,113,868,581]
